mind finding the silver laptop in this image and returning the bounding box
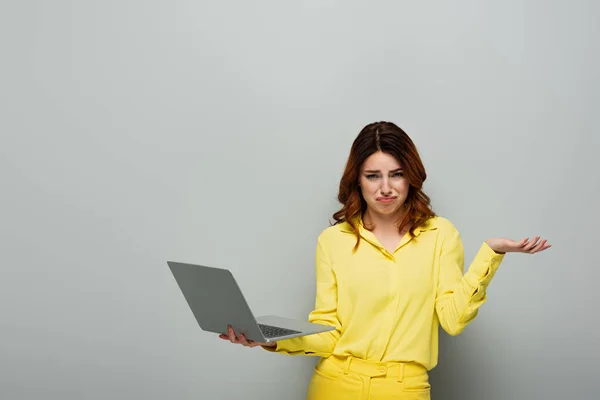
[167,261,335,343]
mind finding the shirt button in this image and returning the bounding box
[380,366,386,373]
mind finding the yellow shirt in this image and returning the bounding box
[264,215,505,370]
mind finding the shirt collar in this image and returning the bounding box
[340,215,438,237]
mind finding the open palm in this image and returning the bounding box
[486,236,551,254]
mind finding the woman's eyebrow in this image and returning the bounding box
[363,168,403,173]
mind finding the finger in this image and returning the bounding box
[518,238,529,248]
[523,236,540,251]
[238,333,250,346]
[228,326,238,343]
[528,240,545,253]
[534,241,552,253]
[527,236,540,247]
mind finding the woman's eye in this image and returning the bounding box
[366,174,378,180]
[392,172,404,177]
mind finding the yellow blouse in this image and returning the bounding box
[263,216,505,370]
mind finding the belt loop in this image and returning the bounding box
[343,356,352,375]
[396,363,405,383]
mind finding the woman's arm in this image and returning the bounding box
[434,221,504,336]
[261,236,342,357]
[435,221,550,336]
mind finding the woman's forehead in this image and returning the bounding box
[362,152,401,170]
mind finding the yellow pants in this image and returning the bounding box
[305,355,431,400]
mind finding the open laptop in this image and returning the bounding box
[167,261,335,343]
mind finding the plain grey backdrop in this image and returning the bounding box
[1,1,598,399]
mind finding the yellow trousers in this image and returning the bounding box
[305,355,431,400]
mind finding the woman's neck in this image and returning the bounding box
[363,208,406,234]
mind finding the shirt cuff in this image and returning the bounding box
[260,337,303,354]
[464,241,505,290]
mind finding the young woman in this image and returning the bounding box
[219,121,551,400]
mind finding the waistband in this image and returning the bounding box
[322,355,428,383]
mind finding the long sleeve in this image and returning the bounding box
[435,223,505,336]
[262,236,342,357]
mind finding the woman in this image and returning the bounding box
[219,121,551,399]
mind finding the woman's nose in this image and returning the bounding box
[380,179,392,195]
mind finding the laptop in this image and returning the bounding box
[167,261,335,343]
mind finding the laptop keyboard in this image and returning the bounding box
[258,323,301,338]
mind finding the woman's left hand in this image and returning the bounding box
[485,236,551,254]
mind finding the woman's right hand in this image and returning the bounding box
[219,325,277,348]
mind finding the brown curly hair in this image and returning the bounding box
[332,121,436,251]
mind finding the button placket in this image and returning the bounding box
[378,255,403,358]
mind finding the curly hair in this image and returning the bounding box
[332,121,436,251]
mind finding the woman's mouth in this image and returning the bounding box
[376,196,397,204]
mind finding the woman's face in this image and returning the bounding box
[358,151,410,218]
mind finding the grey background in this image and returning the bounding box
[1,1,598,399]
